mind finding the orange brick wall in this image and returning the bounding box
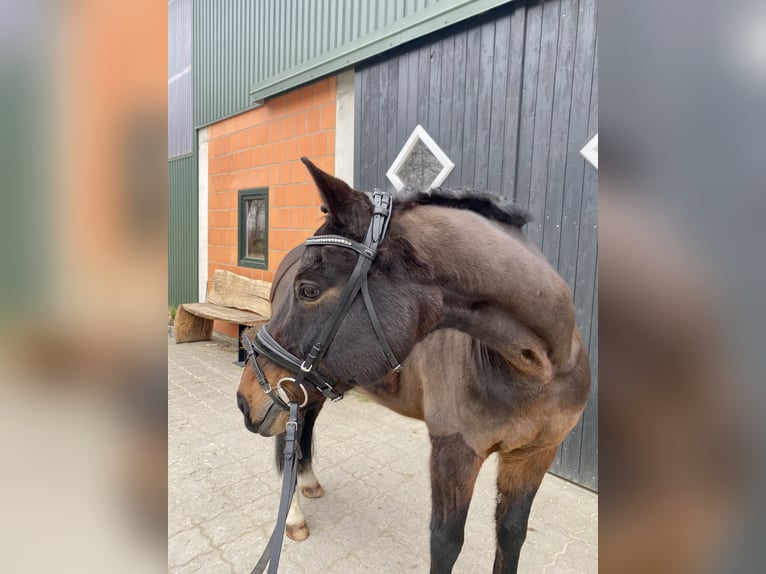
[207,77,337,337]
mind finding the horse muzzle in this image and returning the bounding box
[236,391,286,436]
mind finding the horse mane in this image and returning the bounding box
[394,187,532,228]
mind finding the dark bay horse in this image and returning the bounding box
[236,158,590,573]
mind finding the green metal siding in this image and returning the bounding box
[168,155,198,306]
[193,0,514,128]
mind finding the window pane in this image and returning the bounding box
[397,139,443,190]
[245,198,266,259]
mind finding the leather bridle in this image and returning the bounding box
[243,189,401,574]
[241,188,401,411]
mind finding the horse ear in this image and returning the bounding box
[301,157,369,228]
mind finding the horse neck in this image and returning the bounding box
[399,205,578,373]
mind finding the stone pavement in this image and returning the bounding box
[169,335,598,573]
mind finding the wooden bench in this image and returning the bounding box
[174,269,272,364]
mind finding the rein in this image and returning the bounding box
[249,402,299,574]
[242,189,400,573]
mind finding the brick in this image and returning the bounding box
[319,103,336,130]
[285,84,315,115]
[232,132,245,151]
[313,132,327,156]
[247,127,259,148]
[258,125,269,145]
[305,209,323,230]
[315,155,334,174]
[240,168,259,189]
[270,207,285,228]
[286,186,299,206]
[290,209,304,228]
[278,141,290,163]
[285,230,300,250]
[290,162,304,184]
[327,131,335,155]
[254,167,268,187]
[297,135,313,157]
[314,77,336,104]
[263,143,275,165]
[298,184,317,206]
[271,250,285,268]
[306,108,321,133]
[287,139,299,160]
[298,228,315,243]
[210,245,234,265]
[252,147,263,167]
[208,192,234,211]
[208,210,228,228]
[268,122,282,143]
[261,270,275,282]
[209,228,237,246]
[292,112,307,137]
[272,188,287,208]
[240,150,253,169]
[268,230,284,251]
[212,320,238,340]
[267,164,280,184]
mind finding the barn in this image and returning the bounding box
[168,0,597,489]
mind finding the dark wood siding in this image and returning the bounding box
[355,0,598,490]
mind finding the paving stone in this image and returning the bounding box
[169,336,598,573]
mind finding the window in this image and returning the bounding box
[580,133,598,170]
[386,125,454,191]
[238,188,268,269]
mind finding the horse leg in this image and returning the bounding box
[492,446,558,574]
[296,403,325,498]
[274,404,325,541]
[429,434,484,574]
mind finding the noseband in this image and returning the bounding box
[242,189,401,410]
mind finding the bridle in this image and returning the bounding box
[242,189,401,574]
[241,188,401,411]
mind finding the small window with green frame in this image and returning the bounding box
[238,188,268,269]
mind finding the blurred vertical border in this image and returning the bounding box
[601,0,766,572]
[0,0,167,572]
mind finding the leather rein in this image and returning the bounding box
[243,189,401,574]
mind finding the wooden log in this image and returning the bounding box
[174,305,214,343]
[207,270,272,317]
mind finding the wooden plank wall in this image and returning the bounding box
[354,0,598,490]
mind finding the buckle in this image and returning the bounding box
[300,361,312,373]
[286,420,298,431]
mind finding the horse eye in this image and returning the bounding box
[299,284,321,300]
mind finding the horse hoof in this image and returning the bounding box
[286,522,309,541]
[301,485,325,499]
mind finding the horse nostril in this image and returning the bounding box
[236,392,250,418]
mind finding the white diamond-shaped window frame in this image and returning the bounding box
[580,133,598,170]
[386,125,455,191]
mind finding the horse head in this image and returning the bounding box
[237,157,438,436]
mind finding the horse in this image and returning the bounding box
[236,157,591,573]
